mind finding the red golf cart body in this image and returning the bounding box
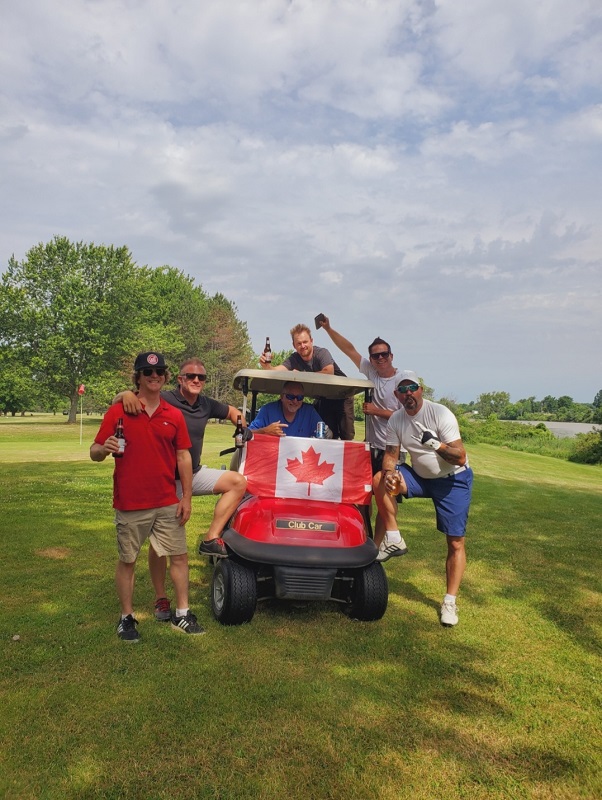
[207,369,388,625]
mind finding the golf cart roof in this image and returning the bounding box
[233,369,374,400]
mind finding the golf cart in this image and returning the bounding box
[204,369,388,625]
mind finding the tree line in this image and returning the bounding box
[0,236,255,421]
[458,391,602,424]
[2,237,601,430]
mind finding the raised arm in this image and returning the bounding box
[316,315,362,369]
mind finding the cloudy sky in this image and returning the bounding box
[2,0,601,402]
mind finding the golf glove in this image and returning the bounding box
[420,430,442,450]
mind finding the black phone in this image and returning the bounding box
[314,313,326,330]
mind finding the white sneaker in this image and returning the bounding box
[376,537,408,562]
[440,600,459,627]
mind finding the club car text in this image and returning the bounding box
[276,519,337,532]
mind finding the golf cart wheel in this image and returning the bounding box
[347,561,388,621]
[211,559,257,626]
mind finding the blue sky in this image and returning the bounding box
[2,0,601,402]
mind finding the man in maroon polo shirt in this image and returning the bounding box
[91,352,204,641]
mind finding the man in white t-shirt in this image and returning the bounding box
[374,370,474,627]
[316,315,407,559]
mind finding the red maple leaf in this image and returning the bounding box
[286,446,336,496]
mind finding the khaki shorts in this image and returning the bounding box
[114,504,187,563]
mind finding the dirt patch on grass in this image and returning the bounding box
[35,547,71,560]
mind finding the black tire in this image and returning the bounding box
[347,561,388,621]
[211,559,257,626]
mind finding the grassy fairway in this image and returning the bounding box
[1,416,600,799]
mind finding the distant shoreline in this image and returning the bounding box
[517,421,598,439]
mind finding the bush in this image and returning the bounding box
[568,430,602,465]
[458,415,576,460]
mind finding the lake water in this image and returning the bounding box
[518,421,598,439]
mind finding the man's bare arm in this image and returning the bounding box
[175,449,193,525]
[226,405,247,426]
[381,444,401,475]
[258,354,287,371]
[437,438,467,466]
[90,439,118,461]
[112,390,143,415]
[317,316,362,369]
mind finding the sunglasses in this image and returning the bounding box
[141,367,166,377]
[396,382,420,394]
[370,351,391,360]
[284,393,304,402]
[180,373,207,381]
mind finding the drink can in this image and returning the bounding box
[315,422,326,439]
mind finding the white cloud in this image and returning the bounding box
[1,0,600,402]
[320,271,344,285]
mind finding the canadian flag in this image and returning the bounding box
[241,434,372,505]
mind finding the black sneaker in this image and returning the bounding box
[116,614,140,642]
[171,611,205,635]
[154,597,171,622]
[198,537,228,558]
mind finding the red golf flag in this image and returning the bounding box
[241,434,372,504]
[78,384,86,395]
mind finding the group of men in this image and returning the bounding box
[91,317,473,641]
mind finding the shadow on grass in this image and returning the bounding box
[1,460,598,799]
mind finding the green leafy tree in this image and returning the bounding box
[592,390,602,424]
[144,266,208,362]
[541,395,558,413]
[476,391,511,417]
[437,396,462,416]
[202,294,255,405]
[0,353,37,415]
[557,395,573,409]
[420,380,435,400]
[0,236,151,423]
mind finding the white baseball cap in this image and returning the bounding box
[396,370,420,385]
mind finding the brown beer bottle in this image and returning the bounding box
[235,415,244,448]
[113,417,126,458]
[264,337,272,364]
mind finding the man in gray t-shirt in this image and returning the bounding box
[259,323,355,440]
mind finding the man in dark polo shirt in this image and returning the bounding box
[116,356,247,621]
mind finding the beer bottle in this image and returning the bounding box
[235,415,244,448]
[113,417,126,458]
[264,337,272,364]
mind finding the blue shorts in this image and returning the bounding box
[399,464,473,538]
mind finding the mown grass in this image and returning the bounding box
[1,417,601,799]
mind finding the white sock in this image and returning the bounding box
[443,594,456,605]
[176,608,189,618]
[385,530,402,544]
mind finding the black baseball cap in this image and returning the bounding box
[134,352,168,371]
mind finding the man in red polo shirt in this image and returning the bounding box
[91,352,204,641]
